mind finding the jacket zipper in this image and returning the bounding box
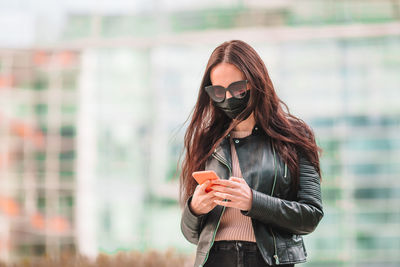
[270,230,280,264]
[270,145,280,265]
[284,162,287,178]
[270,162,287,265]
[201,146,282,265]
[199,151,231,267]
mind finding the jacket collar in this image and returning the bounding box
[213,124,262,168]
[214,137,232,169]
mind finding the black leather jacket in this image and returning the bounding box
[180,124,323,266]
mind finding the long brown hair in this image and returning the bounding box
[179,40,321,207]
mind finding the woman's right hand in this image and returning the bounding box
[189,181,219,216]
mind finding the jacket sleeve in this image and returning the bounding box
[180,195,207,244]
[241,156,324,235]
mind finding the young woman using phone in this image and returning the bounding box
[179,40,323,267]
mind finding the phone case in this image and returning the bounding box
[192,170,220,192]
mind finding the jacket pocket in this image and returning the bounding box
[275,230,307,264]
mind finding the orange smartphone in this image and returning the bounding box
[192,170,220,193]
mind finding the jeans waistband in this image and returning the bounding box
[212,240,258,252]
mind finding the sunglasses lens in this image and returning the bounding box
[229,80,248,99]
[214,86,226,100]
[205,86,225,102]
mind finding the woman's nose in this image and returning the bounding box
[226,91,233,99]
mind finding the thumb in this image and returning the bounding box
[200,180,210,191]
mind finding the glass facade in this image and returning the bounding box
[0,0,399,266]
[0,50,80,261]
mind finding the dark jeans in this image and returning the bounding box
[203,240,294,267]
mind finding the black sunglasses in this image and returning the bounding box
[205,80,249,102]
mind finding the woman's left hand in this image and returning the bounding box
[211,177,253,211]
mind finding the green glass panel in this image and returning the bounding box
[60,125,75,137]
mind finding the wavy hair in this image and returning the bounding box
[179,40,321,207]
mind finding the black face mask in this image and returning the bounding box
[213,93,250,120]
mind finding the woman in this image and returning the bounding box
[179,40,323,267]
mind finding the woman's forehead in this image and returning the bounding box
[210,63,245,86]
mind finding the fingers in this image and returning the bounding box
[230,177,246,184]
[211,179,236,187]
[211,177,246,193]
[197,181,210,193]
[211,185,237,195]
[213,199,236,207]
[213,191,238,201]
[198,181,220,200]
[212,177,246,187]
[211,177,250,210]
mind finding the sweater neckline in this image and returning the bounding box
[230,130,253,138]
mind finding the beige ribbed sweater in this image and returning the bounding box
[214,130,256,242]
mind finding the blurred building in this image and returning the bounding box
[0,49,79,261]
[0,0,399,266]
